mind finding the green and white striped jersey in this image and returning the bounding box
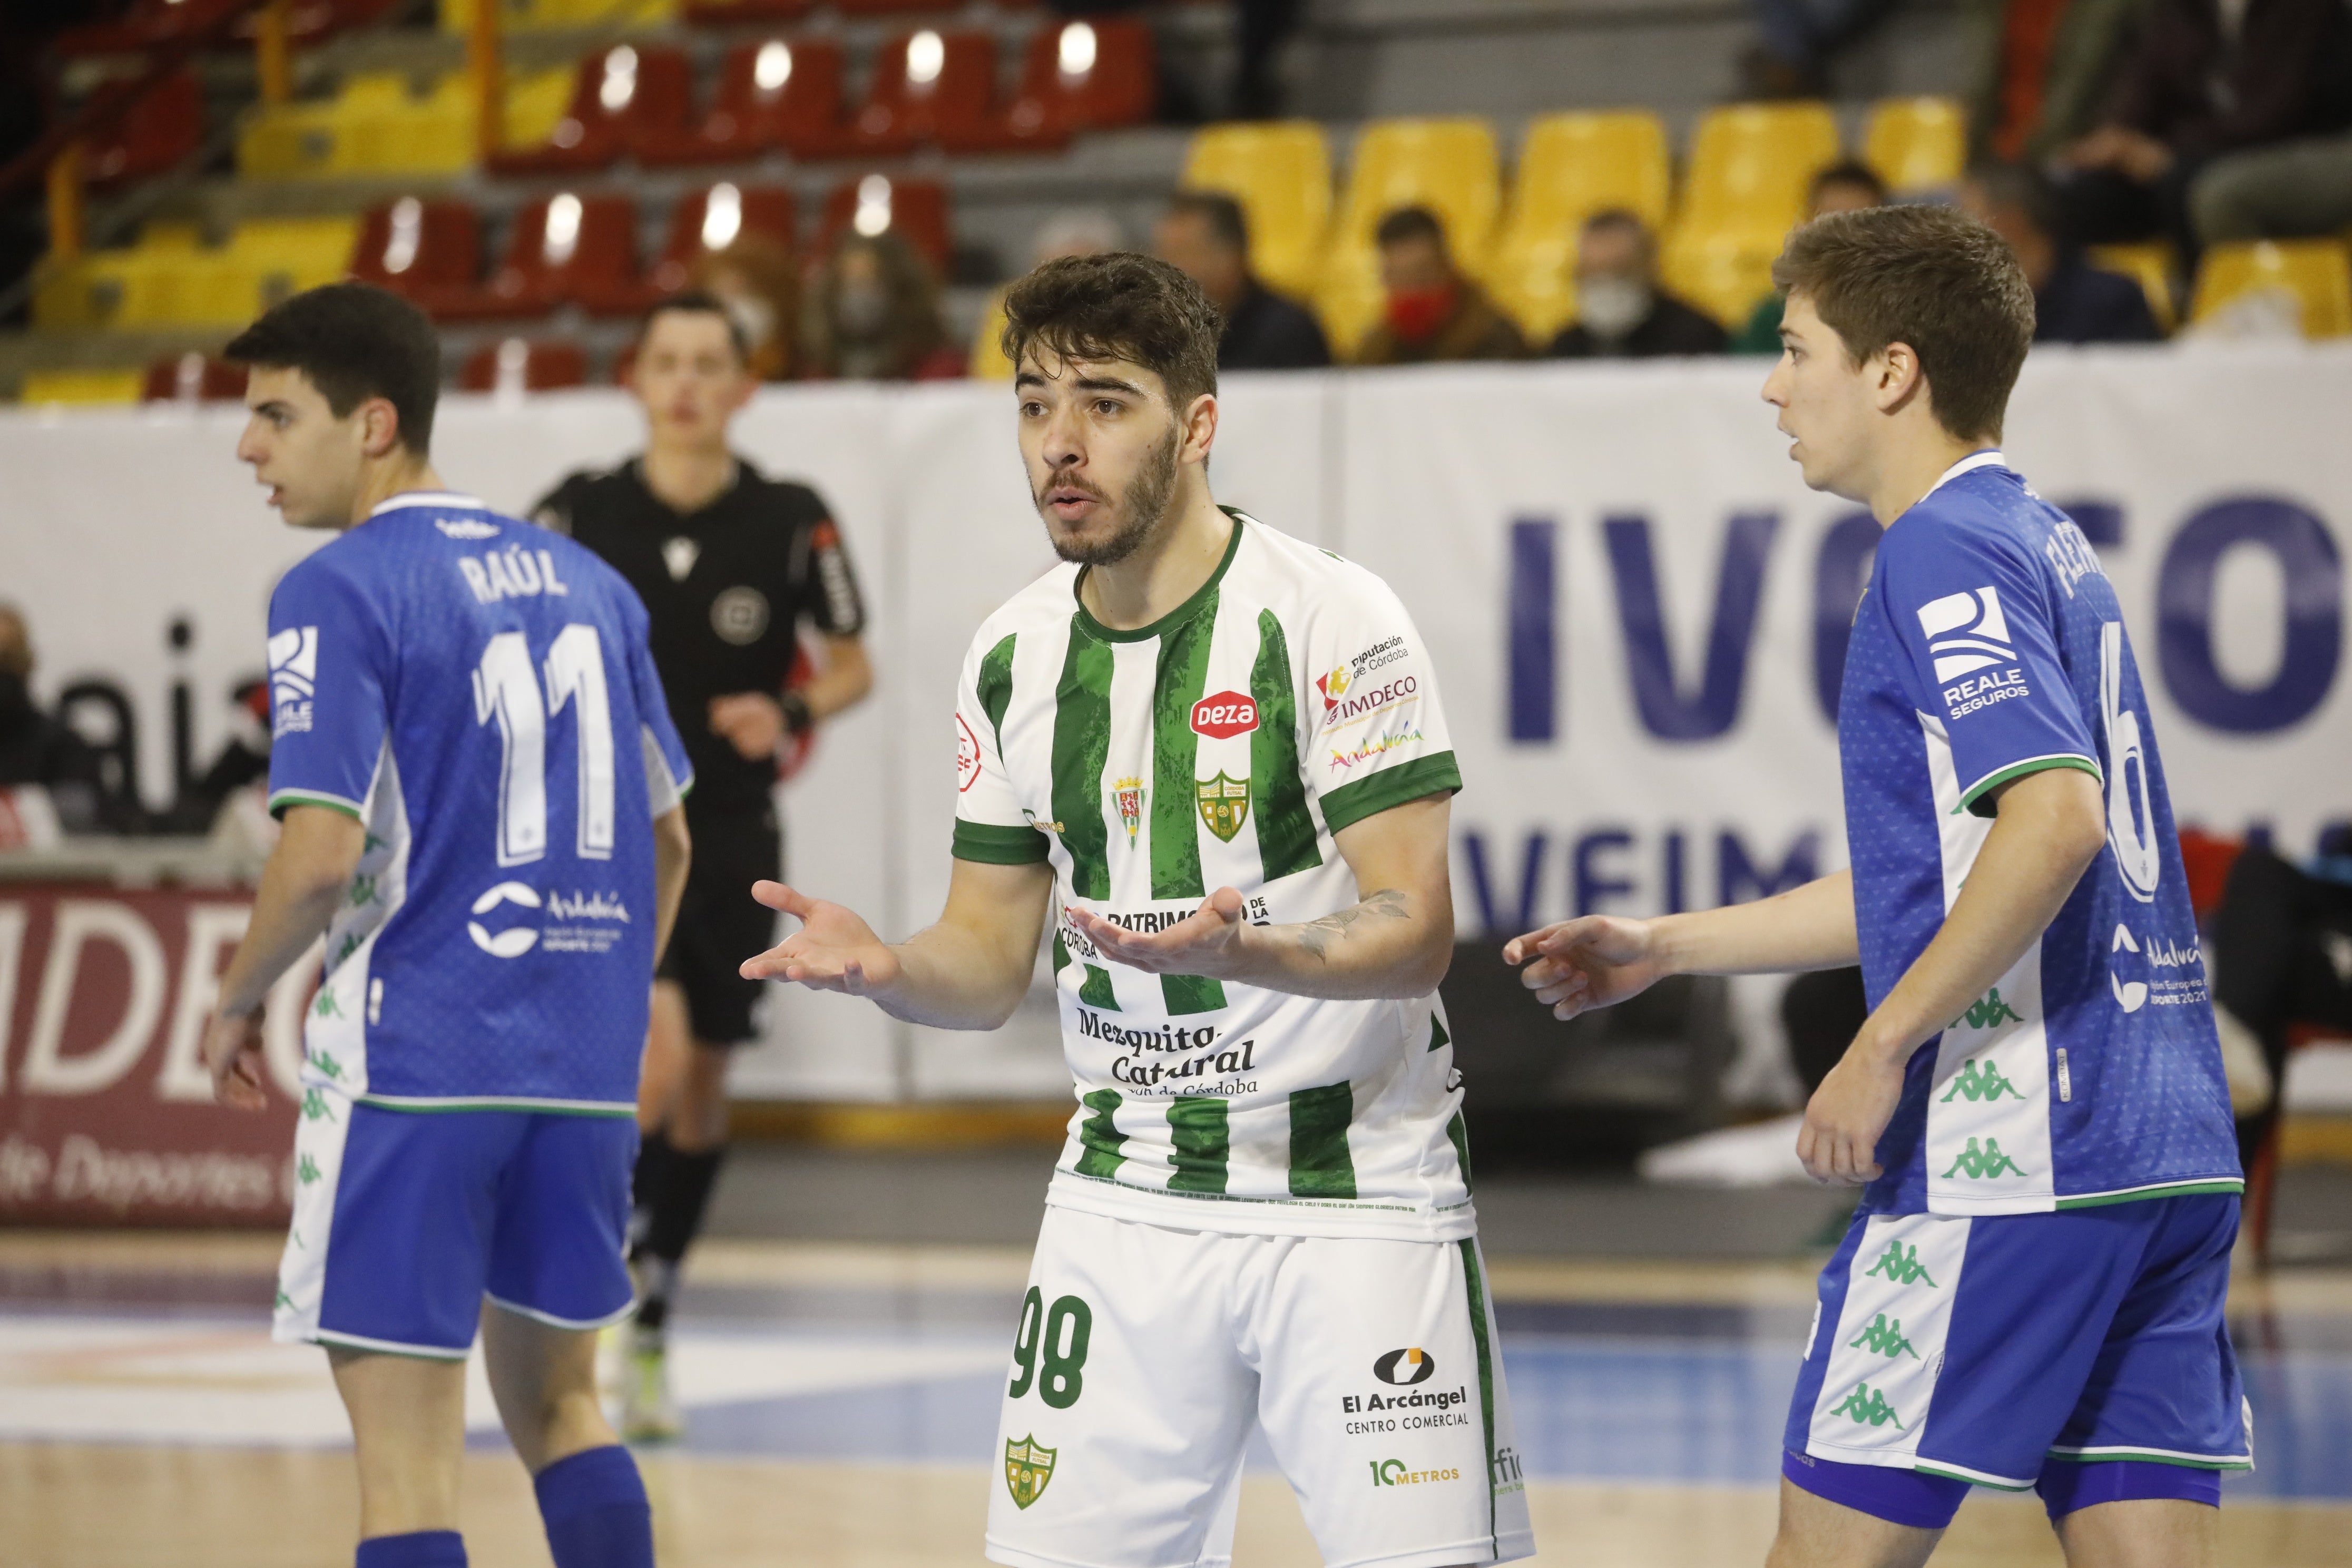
[952,510,1475,1242]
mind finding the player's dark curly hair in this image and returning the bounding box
[1000,252,1221,412]
[1772,204,2033,443]
[225,281,441,453]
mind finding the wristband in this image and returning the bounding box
[778,690,814,737]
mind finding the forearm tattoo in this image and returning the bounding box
[1292,888,1413,963]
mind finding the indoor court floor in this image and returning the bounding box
[3,1230,2349,1568]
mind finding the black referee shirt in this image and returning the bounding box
[534,458,867,816]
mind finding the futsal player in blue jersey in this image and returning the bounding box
[199,283,695,1568]
[1507,205,2246,1566]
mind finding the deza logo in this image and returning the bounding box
[1916,586,2015,683]
[267,626,318,737]
[1191,691,1259,738]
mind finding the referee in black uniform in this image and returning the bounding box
[534,293,871,1439]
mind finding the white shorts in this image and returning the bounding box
[985,1207,1535,1568]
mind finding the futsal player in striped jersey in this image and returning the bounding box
[741,254,1535,1568]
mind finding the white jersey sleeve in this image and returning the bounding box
[952,620,1052,866]
[1299,567,1462,835]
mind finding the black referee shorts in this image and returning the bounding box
[658,803,782,1047]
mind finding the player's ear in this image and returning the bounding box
[1179,391,1218,466]
[356,395,404,459]
[1873,341,1926,417]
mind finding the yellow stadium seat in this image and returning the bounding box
[1489,110,1671,338]
[1316,117,1503,358]
[971,287,1013,380]
[1864,96,1966,194]
[2190,239,2352,338]
[1664,102,1840,327]
[1181,121,1331,301]
[238,68,571,180]
[440,0,672,33]
[2087,242,2177,334]
[18,369,144,406]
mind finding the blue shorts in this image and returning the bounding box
[273,1091,639,1359]
[1783,1195,2249,1526]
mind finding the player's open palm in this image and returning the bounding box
[1502,915,1667,1021]
[741,880,903,996]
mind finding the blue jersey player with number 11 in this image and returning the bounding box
[1508,207,2246,1568]
[199,283,695,1568]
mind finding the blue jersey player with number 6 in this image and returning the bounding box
[1507,207,2246,1568]
[200,283,695,1568]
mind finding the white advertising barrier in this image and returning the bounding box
[2,346,2346,1103]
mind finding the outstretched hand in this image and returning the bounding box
[1067,887,1250,978]
[1502,915,1669,1022]
[740,881,903,996]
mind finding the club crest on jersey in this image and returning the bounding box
[1191,691,1258,738]
[1316,666,1351,714]
[956,715,982,793]
[268,625,318,736]
[1005,1435,1056,1509]
[1113,777,1144,843]
[1197,772,1250,842]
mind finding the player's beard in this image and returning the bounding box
[1038,424,1181,567]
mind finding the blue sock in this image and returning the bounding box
[355,1531,466,1568]
[533,1445,654,1568]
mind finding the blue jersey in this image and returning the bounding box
[266,491,694,1112]
[1838,453,2239,1217]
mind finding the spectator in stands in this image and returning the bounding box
[691,236,798,382]
[0,603,108,830]
[1740,0,1901,96]
[1730,161,1887,353]
[2191,131,2352,246]
[1153,190,1330,371]
[1355,206,1526,366]
[801,231,964,383]
[2053,0,2352,252]
[1967,0,2153,166]
[1549,209,1727,360]
[1032,208,1125,267]
[1963,161,2164,341]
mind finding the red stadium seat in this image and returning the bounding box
[816,174,950,272]
[488,45,694,177]
[349,198,482,301]
[636,37,845,165]
[834,0,969,12]
[829,28,998,156]
[140,353,247,402]
[971,16,1152,150]
[638,183,797,297]
[85,69,205,191]
[428,192,640,319]
[460,338,590,393]
[56,0,399,56]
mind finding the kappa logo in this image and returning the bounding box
[1847,1314,1920,1359]
[1940,1059,2026,1103]
[1829,1381,1906,1429]
[1949,988,2024,1031]
[434,517,500,540]
[1005,1435,1056,1510]
[1373,1347,1437,1386]
[1941,1136,2029,1180]
[267,625,318,736]
[1916,586,2016,683]
[467,881,542,958]
[1191,690,1259,738]
[1863,1240,1938,1287]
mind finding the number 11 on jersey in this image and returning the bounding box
[473,624,618,867]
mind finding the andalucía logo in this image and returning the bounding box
[1005,1435,1056,1510]
[1374,1347,1436,1385]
